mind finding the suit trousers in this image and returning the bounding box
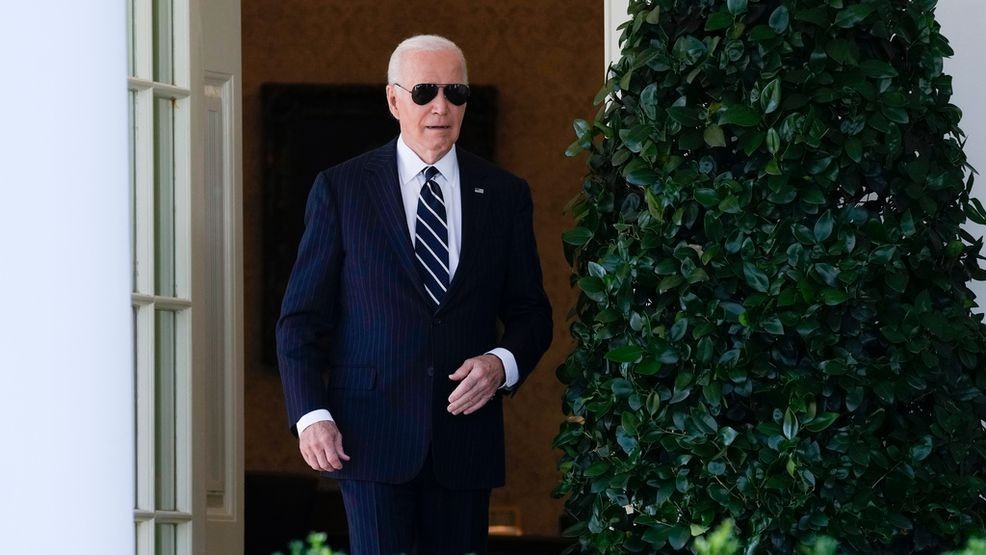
[337,450,492,555]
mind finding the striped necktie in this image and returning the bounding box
[414,166,449,307]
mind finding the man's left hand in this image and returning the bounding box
[447,354,505,415]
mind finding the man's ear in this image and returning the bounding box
[385,85,400,120]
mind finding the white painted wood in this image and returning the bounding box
[193,0,244,552]
[128,77,192,99]
[131,294,193,310]
[203,77,228,508]
[134,0,151,80]
[604,0,631,72]
[0,1,132,552]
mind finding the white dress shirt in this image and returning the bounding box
[296,136,519,434]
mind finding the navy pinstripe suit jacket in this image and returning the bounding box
[276,138,552,489]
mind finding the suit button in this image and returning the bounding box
[426,366,434,377]
[434,318,443,325]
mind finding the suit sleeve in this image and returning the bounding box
[496,180,553,392]
[276,172,342,436]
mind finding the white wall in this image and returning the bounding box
[604,0,986,306]
[0,2,133,553]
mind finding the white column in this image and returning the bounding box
[605,0,631,71]
[938,1,986,307]
[0,2,133,553]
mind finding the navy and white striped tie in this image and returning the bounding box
[414,166,449,307]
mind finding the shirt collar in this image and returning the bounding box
[396,134,458,186]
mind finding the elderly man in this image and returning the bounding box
[276,34,552,554]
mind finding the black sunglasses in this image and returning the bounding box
[393,83,470,106]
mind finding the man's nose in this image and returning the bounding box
[430,89,450,114]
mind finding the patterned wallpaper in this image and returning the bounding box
[242,0,603,537]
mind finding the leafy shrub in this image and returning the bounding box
[690,522,985,555]
[272,532,346,555]
[555,0,986,552]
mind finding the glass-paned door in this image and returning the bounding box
[127,0,243,552]
[129,0,192,553]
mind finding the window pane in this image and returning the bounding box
[130,90,138,292]
[154,98,175,296]
[152,0,173,83]
[155,309,176,511]
[127,0,134,77]
[133,306,139,508]
[155,523,176,555]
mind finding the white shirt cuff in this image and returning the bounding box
[296,409,333,435]
[486,347,519,389]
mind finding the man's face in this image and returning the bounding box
[386,48,467,164]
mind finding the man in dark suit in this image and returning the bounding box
[276,34,553,554]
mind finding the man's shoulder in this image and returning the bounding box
[456,147,527,191]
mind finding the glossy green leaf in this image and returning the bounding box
[804,412,839,432]
[846,387,864,412]
[577,276,606,301]
[767,128,781,155]
[768,6,789,33]
[584,461,610,477]
[645,5,661,24]
[826,38,857,65]
[587,261,606,278]
[814,210,834,242]
[762,316,784,335]
[743,262,769,292]
[706,11,734,31]
[783,408,798,440]
[611,378,634,396]
[704,125,726,147]
[562,227,592,246]
[636,359,661,375]
[606,345,643,363]
[910,435,933,462]
[727,0,747,16]
[719,195,742,214]
[834,5,874,28]
[720,426,738,446]
[845,137,863,162]
[795,6,829,26]
[820,288,848,305]
[860,59,898,79]
[718,105,761,127]
[670,318,689,341]
[668,525,691,550]
[667,106,702,127]
[695,188,720,207]
[672,35,708,65]
[761,78,782,114]
[885,272,908,293]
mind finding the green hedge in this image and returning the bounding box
[555,0,986,552]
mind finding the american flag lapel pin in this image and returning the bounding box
[474,187,485,194]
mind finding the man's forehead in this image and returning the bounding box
[402,49,464,76]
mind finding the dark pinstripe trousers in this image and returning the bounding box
[337,451,491,555]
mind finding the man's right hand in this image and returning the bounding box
[299,420,351,472]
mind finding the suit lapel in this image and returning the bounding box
[438,149,490,314]
[363,140,431,306]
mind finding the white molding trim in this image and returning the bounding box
[128,77,191,99]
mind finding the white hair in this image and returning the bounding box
[387,34,469,84]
